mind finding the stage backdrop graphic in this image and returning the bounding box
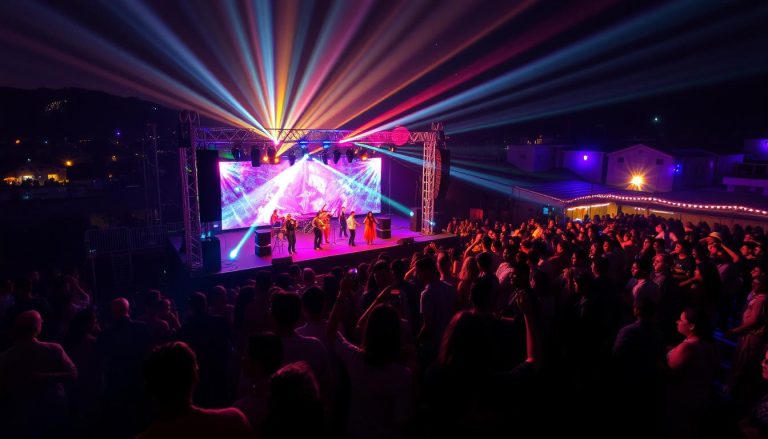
[220,157,381,230]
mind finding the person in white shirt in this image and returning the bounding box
[347,211,359,246]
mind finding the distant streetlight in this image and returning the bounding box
[65,160,73,167]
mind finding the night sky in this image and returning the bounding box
[1,0,766,149]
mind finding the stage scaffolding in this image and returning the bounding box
[177,113,443,270]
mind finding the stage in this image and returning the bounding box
[170,215,459,287]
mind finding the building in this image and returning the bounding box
[3,161,67,185]
[604,144,718,192]
[744,138,768,161]
[605,144,676,192]
[557,148,606,183]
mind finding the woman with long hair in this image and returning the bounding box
[328,276,414,439]
[363,212,377,245]
[456,256,479,310]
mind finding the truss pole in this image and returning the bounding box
[179,111,203,270]
[421,123,440,235]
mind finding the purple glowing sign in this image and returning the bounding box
[220,158,381,230]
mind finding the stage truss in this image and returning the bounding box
[178,112,441,270]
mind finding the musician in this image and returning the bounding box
[347,210,358,246]
[320,204,331,244]
[270,209,280,227]
[312,211,325,250]
[363,211,377,245]
[338,206,348,238]
[284,213,297,254]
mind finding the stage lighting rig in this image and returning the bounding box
[333,149,341,164]
[360,151,369,161]
[346,149,355,163]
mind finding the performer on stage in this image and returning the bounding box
[363,211,377,245]
[320,204,331,244]
[312,211,325,250]
[284,213,297,254]
[270,209,280,227]
[338,206,348,238]
[347,210,358,246]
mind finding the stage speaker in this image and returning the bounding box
[255,230,271,257]
[196,150,222,223]
[376,216,391,239]
[256,245,271,257]
[409,208,422,232]
[251,147,261,167]
[435,148,451,200]
[255,230,271,247]
[397,237,415,246]
[202,237,221,273]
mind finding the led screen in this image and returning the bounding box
[220,157,381,230]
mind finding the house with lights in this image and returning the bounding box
[3,161,67,185]
[605,144,719,192]
[504,140,768,227]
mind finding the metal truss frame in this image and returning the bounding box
[179,111,203,270]
[421,123,441,235]
[194,126,434,146]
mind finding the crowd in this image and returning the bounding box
[1,212,767,438]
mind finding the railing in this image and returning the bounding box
[85,222,184,256]
[734,163,768,179]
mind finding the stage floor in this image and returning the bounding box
[204,215,450,275]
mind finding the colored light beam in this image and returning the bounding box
[344,0,614,140]
[348,0,766,137]
[1,0,763,142]
[356,143,519,195]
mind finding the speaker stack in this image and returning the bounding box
[376,216,392,239]
[409,208,422,232]
[255,226,271,257]
[201,237,222,273]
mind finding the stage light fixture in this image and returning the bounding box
[346,149,355,163]
[360,151,369,161]
[288,150,296,166]
[333,149,341,164]
[231,145,242,161]
[388,145,397,153]
[323,141,331,149]
[300,145,309,157]
[322,151,329,165]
